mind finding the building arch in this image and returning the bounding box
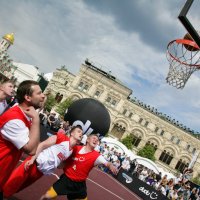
[175,155,191,173]
[161,145,178,157]
[163,146,176,156]
[57,89,67,94]
[111,119,128,139]
[178,154,192,162]
[131,126,147,137]
[128,129,144,148]
[146,136,162,147]
[130,128,144,138]
[159,147,175,166]
[114,118,129,128]
[69,93,83,101]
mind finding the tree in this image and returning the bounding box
[44,94,56,112]
[121,134,134,150]
[56,97,73,117]
[191,174,200,185]
[137,145,156,161]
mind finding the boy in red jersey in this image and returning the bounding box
[3,125,83,198]
[40,134,118,200]
[0,80,45,200]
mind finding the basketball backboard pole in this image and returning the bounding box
[178,0,200,48]
[166,0,200,89]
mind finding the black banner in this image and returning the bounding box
[115,169,169,200]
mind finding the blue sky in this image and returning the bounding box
[1,0,200,132]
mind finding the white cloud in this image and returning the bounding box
[1,0,200,132]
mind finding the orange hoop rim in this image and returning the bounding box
[167,39,200,68]
[176,39,200,50]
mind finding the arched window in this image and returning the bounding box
[57,94,63,103]
[55,92,60,101]
[111,123,126,139]
[175,159,189,173]
[132,135,141,147]
[146,141,157,151]
[159,150,173,165]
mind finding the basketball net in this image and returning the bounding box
[166,39,200,89]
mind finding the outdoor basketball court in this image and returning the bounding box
[6,167,141,200]
[3,0,200,200]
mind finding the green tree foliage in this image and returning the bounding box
[44,94,56,112]
[137,145,156,161]
[191,175,200,185]
[56,98,73,117]
[121,134,134,150]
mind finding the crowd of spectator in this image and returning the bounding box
[25,104,200,200]
[99,142,200,200]
[39,110,71,133]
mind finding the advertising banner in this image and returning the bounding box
[115,169,169,200]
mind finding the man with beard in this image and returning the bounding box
[3,125,83,198]
[0,80,45,200]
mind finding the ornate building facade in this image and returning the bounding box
[0,33,46,87]
[0,33,17,80]
[45,61,200,177]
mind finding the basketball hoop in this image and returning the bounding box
[166,39,200,89]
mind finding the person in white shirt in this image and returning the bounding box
[110,151,118,163]
[3,125,83,198]
[157,183,166,196]
[170,189,178,200]
[121,156,131,171]
[113,159,121,169]
[139,167,148,181]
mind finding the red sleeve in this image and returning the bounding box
[56,133,69,144]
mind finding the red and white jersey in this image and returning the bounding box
[36,133,72,175]
[64,145,107,182]
[0,105,31,190]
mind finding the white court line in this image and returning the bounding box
[93,168,141,200]
[49,171,124,199]
[87,178,124,200]
[19,160,140,199]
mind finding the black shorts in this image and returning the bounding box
[53,174,87,199]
